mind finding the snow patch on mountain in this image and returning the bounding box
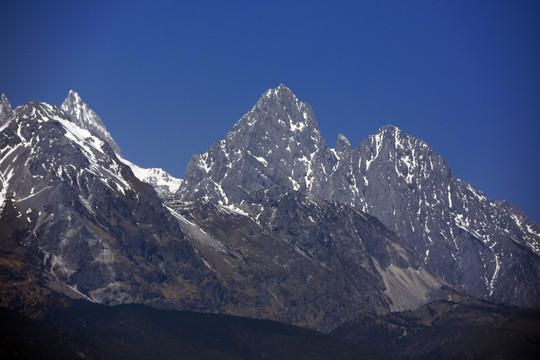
[121,158,183,195]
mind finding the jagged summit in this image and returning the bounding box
[0,93,13,124]
[61,90,122,155]
[3,86,540,338]
[228,84,321,140]
[1,93,11,109]
[178,85,333,203]
[262,83,296,100]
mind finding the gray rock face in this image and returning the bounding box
[61,90,122,155]
[165,187,444,331]
[0,93,12,125]
[179,85,540,306]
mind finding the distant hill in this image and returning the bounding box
[332,288,540,360]
[1,300,381,360]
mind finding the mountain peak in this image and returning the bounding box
[62,90,87,116]
[61,90,122,155]
[257,84,303,109]
[267,84,296,98]
[264,83,294,97]
[66,89,82,102]
[372,124,432,154]
[1,93,11,107]
[61,90,90,120]
[227,85,321,141]
[179,85,330,203]
[377,124,401,135]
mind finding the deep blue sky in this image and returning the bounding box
[1,0,539,223]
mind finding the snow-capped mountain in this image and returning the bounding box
[60,90,183,196]
[1,91,452,331]
[178,84,540,307]
[121,158,183,197]
[60,90,184,196]
[2,86,539,356]
[0,97,221,310]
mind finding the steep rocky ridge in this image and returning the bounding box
[345,125,540,306]
[2,86,539,336]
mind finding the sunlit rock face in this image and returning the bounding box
[165,186,445,331]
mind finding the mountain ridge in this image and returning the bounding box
[1,85,539,330]
[1,85,539,359]
[0,91,451,331]
[178,84,540,307]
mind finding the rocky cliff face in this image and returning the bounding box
[178,85,540,306]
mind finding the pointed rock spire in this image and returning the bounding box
[61,90,122,155]
[0,93,13,124]
[334,134,352,153]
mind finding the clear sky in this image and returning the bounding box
[1,0,539,223]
